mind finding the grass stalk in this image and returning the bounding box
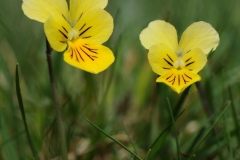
[188,101,231,160]
[195,82,212,118]
[228,86,240,145]
[46,39,67,160]
[150,109,185,149]
[121,122,139,156]
[195,81,225,158]
[85,118,142,160]
[15,64,39,160]
[167,98,181,160]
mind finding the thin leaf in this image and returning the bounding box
[122,122,138,155]
[173,86,191,116]
[143,149,151,160]
[228,86,240,144]
[147,109,185,160]
[188,101,231,160]
[150,109,185,149]
[167,98,181,160]
[15,64,39,160]
[187,127,206,153]
[85,118,142,160]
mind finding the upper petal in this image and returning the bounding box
[22,0,68,23]
[44,13,72,52]
[182,49,207,73]
[140,20,178,51]
[179,21,219,55]
[73,8,113,44]
[148,43,178,76]
[157,68,201,94]
[69,0,108,26]
[64,39,114,74]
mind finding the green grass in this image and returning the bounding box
[1,0,240,159]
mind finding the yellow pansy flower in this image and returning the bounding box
[140,20,219,93]
[22,0,114,74]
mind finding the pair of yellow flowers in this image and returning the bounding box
[22,0,219,94]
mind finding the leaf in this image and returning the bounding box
[15,64,39,160]
[85,118,142,160]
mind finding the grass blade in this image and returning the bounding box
[150,109,185,149]
[188,101,231,160]
[85,118,142,160]
[147,109,185,160]
[15,64,39,160]
[167,98,181,160]
[173,86,191,116]
[121,122,138,156]
[195,82,213,118]
[143,149,151,160]
[147,87,189,159]
[228,86,240,144]
[187,127,205,154]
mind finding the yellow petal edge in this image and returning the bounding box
[64,39,114,74]
[22,0,68,23]
[179,21,220,55]
[140,20,178,52]
[157,69,201,94]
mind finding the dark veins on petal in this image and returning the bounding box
[79,26,92,36]
[167,72,193,85]
[70,45,98,63]
[163,54,174,69]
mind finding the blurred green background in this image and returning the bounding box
[1,0,240,159]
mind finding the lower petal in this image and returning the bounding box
[64,39,114,74]
[156,69,201,94]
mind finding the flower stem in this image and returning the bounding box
[195,82,212,117]
[46,39,68,160]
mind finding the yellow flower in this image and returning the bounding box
[22,0,114,74]
[140,20,219,93]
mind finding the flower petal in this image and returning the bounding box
[182,49,207,73]
[157,69,201,94]
[64,39,114,74]
[69,0,108,26]
[148,43,178,76]
[179,21,219,55]
[73,8,113,44]
[22,0,68,23]
[44,13,72,52]
[140,20,178,51]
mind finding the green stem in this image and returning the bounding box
[195,82,212,117]
[15,65,39,159]
[167,98,181,160]
[85,118,142,160]
[46,39,67,160]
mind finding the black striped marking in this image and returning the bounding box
[186,61,194,67]
[62,26,68,33]
[79,26,92,36]
[167,73,192,85]
[58,30,68,39]
[163,58,173,66]
[70,45,98,62]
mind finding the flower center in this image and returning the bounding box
[69,29,78,40]
[174,57,185,69]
